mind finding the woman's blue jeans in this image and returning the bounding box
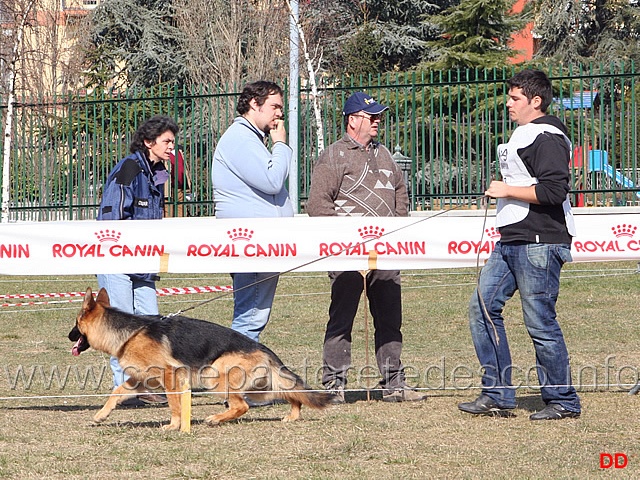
[230,272,279,343]
[468,241,581,412]
[97,273,158,388]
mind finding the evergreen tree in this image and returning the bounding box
[84,0,187,89]
[339,22,383,76]
[532,0,640,65]
[302,0,455,76]
[363,0,456,71]
[421,0,526,71]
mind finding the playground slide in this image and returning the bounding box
[588,150,640,199]
[601,163,640,193]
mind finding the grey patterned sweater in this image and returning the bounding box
[306,135,409,217]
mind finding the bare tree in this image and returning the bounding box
[174,0,289,89]
[0,0,89,99]
[285,0,324,152]
[1,0,91,222]
[1,0,36,222]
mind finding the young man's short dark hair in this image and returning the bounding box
[507,69,553,113]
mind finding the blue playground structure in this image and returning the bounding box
[588,150,640,200]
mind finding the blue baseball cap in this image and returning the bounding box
[342,92,389,116]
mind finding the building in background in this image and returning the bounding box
[0,0,100,97]
[509,0,535,64]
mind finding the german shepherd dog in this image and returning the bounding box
[68,288,332,430]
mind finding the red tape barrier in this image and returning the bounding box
[0,285,233,308]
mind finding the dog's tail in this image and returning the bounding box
[272,366,334,409]
[251,348,333,409]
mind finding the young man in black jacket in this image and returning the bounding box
[458,70,581,420]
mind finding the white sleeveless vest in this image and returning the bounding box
[496,122,576,237]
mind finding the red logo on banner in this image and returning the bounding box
[574,223,639,253]
[227,228,254,242]
[447,224,498,255]
[0,244,30,258]
[94,229,121,243]
[359,225,384,240]
[52,231,164,258]
[450,222,640,256]
[318,226,426,257]
[612,224,637,238]
[485,227,500,239]
[188,227,297,258]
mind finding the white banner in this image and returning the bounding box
[0,208,638,275]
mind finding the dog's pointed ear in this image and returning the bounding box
[96,288,111,307]
[82,288,96,311]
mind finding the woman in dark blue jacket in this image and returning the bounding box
[97,115,179,405]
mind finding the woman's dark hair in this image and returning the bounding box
[507,69,553,113]
[236,80,283,115]
[130,115,179,154]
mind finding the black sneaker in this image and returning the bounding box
[121,393,167,407]
[529,404,580,421]
[458,394,514,415]
[327,385,345,405]
[120,397,147,408]
[138,393,168,404]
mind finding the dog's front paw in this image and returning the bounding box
[161,422,181,431]
[93,410,109,423]
[204,415,221,426]
[282,413,300,423]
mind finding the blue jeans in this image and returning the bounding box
[97,274,158,387]
[468,242,581,412]
[230,272,279,343]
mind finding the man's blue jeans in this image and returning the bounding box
[97,274,158,388]
[230,272,279,343]
[468,241,581,412]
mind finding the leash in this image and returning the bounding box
[475,195,501,346]
[166,195,490,318]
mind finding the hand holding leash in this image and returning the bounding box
[485,180,509,199]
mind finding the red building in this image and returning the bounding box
[509,0,535,63]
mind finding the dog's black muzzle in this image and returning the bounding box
[69,326,91,356]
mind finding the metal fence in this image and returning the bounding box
[1,63,639,222]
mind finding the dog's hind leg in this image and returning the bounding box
[204,393,249,426]
[283,400,302,422]
[93,381,142,423]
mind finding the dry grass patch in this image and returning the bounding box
[0,262,639,478]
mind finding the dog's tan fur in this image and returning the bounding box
[70,288,331,430]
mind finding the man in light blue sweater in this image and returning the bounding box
[212,81,293,343]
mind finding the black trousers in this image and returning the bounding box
[322,270,405,390]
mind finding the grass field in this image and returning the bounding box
[1,261,639,479]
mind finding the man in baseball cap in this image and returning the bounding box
[338,91,389,145]
[342,91,390,116]
[307,91,426,404]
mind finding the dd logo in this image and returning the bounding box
[600,452,628,469]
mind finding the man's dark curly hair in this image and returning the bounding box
[129,115,179,155]
[236,81,283,115]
